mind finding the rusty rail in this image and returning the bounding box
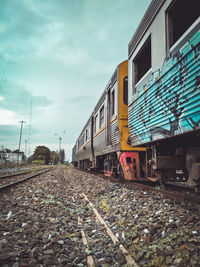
[0,169,52,191]
[77,168,200,205]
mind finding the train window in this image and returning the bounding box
[134,36,151,84]
[111,90,115,116]
[167,0,199,48]
[86,129,88,141]
[88,126,90,139]
[100,105,104,128]
[123,76,128,105]
[94,115,98,133]
[80,133,85,147]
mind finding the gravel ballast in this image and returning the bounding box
[0,165,199,266]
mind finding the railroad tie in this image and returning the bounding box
[78,216,95,267]
[81,192,138,267]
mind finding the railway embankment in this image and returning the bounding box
[0,165,199,266]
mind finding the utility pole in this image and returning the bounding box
[25,140,27,159]
[17,120,25,164]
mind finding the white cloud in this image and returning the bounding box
[31,23,91,67]
[0,109,19,125]
[0,96,4,101]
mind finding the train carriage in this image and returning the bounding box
[128,0,200,184]
[73,0,200,185]
[75,61,145,179]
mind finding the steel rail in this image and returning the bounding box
[125,181,200,204]
[0,167,52,179]
[77,168,200,205]
[0,169,52,191]
[0,171,30,179]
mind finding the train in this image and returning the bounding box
[72,0,200,186]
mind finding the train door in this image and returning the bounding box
[106,89,112,145]
[90,115,95,167]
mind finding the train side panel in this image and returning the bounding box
[128,0,200,183]
[129,31,200,145]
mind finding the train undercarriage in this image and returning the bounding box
[78,130,200,187]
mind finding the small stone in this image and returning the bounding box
[58,240,64,245]
[178,243,187,251]
[105,256,112,264]
[44,249,54,255]
[0,239,8,248]
[6,211,12,220]
[173,258,182,264]
[135,250,145,261]
[143,229,149,234]
[19,262,29,267]
[3,232,10,236]
[37,255,43,262]
[30,247,39,257]
[166,256,172,264]
[122,231,125,240]
[155,210,162,215]
[133,238,139,243]
[145,233,152,243]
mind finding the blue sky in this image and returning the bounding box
[0,0,151,160]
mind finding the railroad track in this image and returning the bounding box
[125,180,200,204]
[78,192,138,267]
[0,170,30,179]
[79,169,200,205]
[0,168,52,190]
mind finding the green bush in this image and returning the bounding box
[31,160,45,165]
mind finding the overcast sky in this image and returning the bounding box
[0,0,151,160]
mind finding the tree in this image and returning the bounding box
[5,148,11,153]
[59,149,65,164]
[50,151,59,165]
[32,146,51,164]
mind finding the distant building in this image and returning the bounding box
[0,151,24,164]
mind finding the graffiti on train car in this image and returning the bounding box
[129,31,200,146]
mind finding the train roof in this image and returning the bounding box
[128,0,165,58]
[75,61,126,143]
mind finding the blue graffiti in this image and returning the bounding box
[129,31,200,146]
